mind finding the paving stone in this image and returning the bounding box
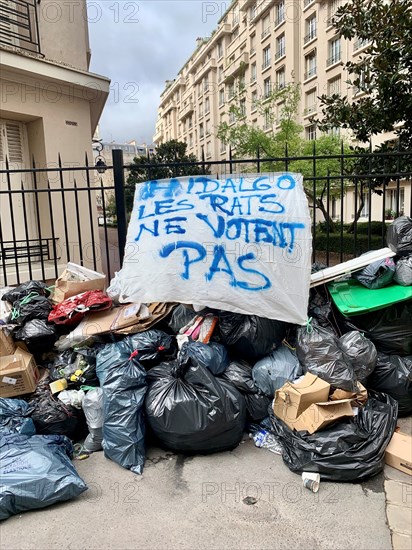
[385,480,412,507]
[392,532,412,550]
[387,504,412,536]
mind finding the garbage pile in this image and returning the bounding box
[0,218,411,519]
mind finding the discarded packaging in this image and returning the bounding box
[0,327,15,357]
[330,382,368,406]
[0,349,39,398]
[302,472,320,493]
[385,431,412,476]
[53,262,106,303]
[293,399,354,434]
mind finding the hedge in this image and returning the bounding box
[317,221,387,236]
[314,233,385,255]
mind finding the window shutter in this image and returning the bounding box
[5,121,24,163]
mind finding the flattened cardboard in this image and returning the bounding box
[385,431,412,476]
[53,262,106,303]
[294,399,354,434]
[273,373,331,430]
[0,327,15,357]
[330,382,368,406]
[0,348,39,397]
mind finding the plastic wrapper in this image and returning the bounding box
[185,341,229,375]
[47,349,99,387]
[14,319,57,354]
[1,281,50,305]
[145,347,246,453]
[365,353,412,416]
[48,290,112,326]
[387,216,412,256]
[353,257,396,289]
[127,330,176,367]
[394,255,412,286]
[296,320,357,392]
[0,398,35,436]
[0,433,87,520]
[101,341,147,474]
[337,301,412,356]
[82,388,104,452]
[252,345,302,397]
[168,304,197,334]
[338,331,377,382]
[8,295,52,326]
[218,311,287,362]
[28,378,87,440]
[269,392,398,481]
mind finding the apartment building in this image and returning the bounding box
[0,0,110,283]
[153,0,410,222]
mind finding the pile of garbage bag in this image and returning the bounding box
[0,216,410,520]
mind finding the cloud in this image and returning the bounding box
[88,1,221,144]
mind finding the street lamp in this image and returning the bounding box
[93,140,107,174]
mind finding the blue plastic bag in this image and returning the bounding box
[0,398,36,436]
[0,434,87,520]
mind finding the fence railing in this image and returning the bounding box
[0,0,41,55]
[0,147,411,286]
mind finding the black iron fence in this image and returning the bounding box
[0,0,41,55]
[0,147,411,286]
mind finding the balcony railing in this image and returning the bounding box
[275,15,285,27]
[304,66,317,80]
[275,48,285,60]
[326,54,341,67]
[354,38,370,51]
[304,31,317,44]
[262,60,271,70]
[261,27,270,40]
[0,0,41,55]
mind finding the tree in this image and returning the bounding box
[317,0,412,148]
[217,81,352,231]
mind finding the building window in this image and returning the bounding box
[276,68,286,89]
[206,120,211,135]
[306,124,317,140]
[305,89,317,114]
[199,102,203,117]
[276,0,285,26]
[189,134,193,147]
[328,126,340,137]
[328,76,341,95]
[327,38,341,66]
[262,46,271,69]
[327,0,342,26]
[251,62,257,82]
[251,90,258,112]
[263,111,271,130]
[239,74,245,90]
[262,15,270,39]
[264,77,271,98]
[360,192,370,217]
[250,33,256,55]
[305,52,317,79]
[240,99,246,117]
[199,123,204,138]
[218,64,224,82]
[220,140,226,153]
[386,188,405,216]
[228,82,235,99]
[203,78,209,92]
[304,15,317,44]
[229,110,236,124]
[217,40,223,59]
[250,4,257,21]
[188,116,193,129]
[276,34,285,59]
[205,97,210,114]
[219,88,225,106]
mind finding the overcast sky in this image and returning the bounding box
[88,1,224,145]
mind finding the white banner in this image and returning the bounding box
[109,172,312,325]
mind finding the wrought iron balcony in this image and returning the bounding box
[0,0,41,55]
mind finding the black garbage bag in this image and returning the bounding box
[28,378,87,440]
[46,349,99,387]
[296,320,357,392]
[101,340,147,474]
[308,286,334,327]
[269,392,398,481]
[337,301,412,356]
[252,345,302,397]
[1,281,50,305]
[8,295,52,326]
[365,353,412,416]
[353,257,396,289]
[145,346,246,453]
[127,330,176,367]
[394,255,412,286]
[338,331,377,383]
[218,311,287,362]
[387,216,412,256]
[0,433,87,520]
[168,304,197,334]
[220,360,271,422]
[185,341,229,375]
[14,319,57,354]
[0,398,35,436]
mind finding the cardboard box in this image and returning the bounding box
[293,399,354,434]
[273,373,331,430]
[385,431,412,476]
[0,348,39,397]
[330,382,368,406]
[53,262,106,303]
[0,327,15,357]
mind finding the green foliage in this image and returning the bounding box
[317,221,387,236]
[125,140,208,213]
[317,0,412,148]
[315,233,385,255]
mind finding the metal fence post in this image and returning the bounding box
[112,149,127,264]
